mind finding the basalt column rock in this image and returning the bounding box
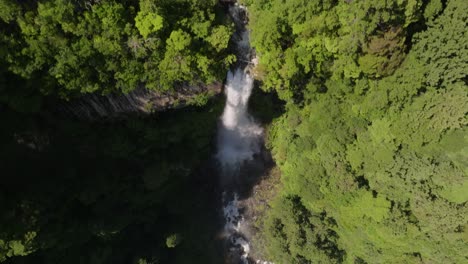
[55,82,222,120]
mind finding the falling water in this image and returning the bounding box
[216,3,271,264]
[217,68,262,263]
[217,69,263,176]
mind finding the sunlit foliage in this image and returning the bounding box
[253,0,468,262]
[0,0,234,98]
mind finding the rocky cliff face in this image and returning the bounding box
[55,82,222,120]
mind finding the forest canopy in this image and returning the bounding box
[243,0,468,263]
[0,0,234,99]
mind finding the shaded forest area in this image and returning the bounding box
[0,101,228,263]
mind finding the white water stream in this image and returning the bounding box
[217,68,262,263]
[217,69,263,173]
[216,4,272,264]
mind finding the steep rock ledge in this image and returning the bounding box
[55,82,222,120]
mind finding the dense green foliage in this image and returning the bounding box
[243,0,423,99]
[0,0,234,99]
[245,0,468,263]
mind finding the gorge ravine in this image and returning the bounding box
[216,3,272,264]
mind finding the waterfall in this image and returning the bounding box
[217,68,262,263]
[217,69,263,176]
[216,3,271,264]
